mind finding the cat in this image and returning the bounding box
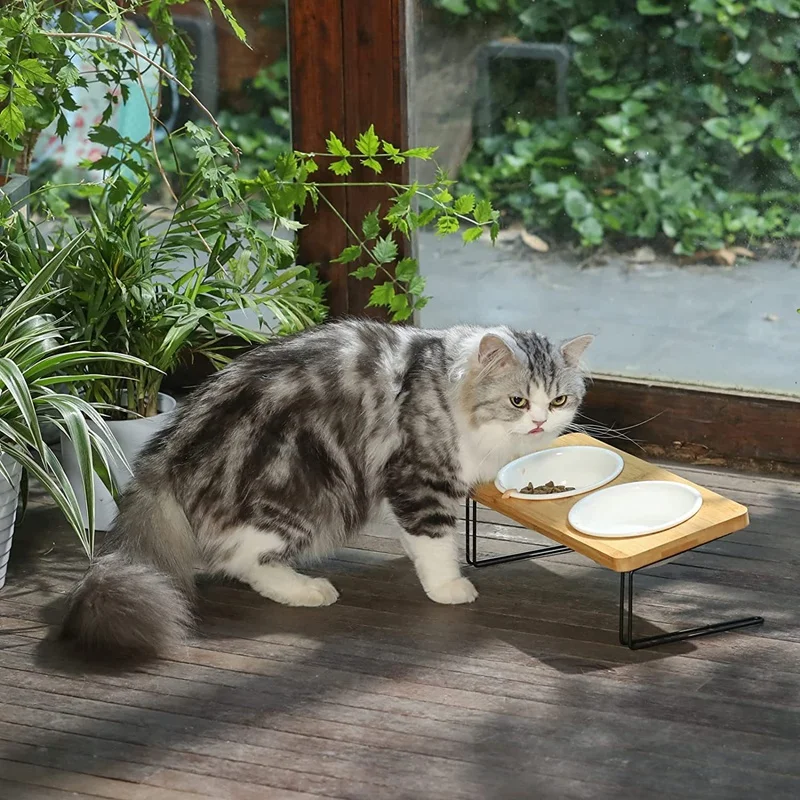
[60,320,593,660]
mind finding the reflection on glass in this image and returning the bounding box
[413,1,800,396]
[29,1,290,200]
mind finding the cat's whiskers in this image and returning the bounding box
[565,420,646,451]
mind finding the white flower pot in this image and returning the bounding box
[61,393,177,532]
[0,452,23,590]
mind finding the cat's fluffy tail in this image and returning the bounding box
[59,482,195,661]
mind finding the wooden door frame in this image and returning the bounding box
[288,0,409,319]
[287,0,800,471]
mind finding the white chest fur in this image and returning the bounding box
[458,422,557,487]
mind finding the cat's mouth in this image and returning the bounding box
[528,426,545,435]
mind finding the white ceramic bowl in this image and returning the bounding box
[495,445,624,501]
[568,480,703,537]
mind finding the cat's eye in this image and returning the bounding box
[509,395,529,409]
[550,395,568,408]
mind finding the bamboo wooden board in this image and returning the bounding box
[472,433,750,573]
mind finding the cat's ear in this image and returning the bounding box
[561,334,594,367]
[478,334,518,370]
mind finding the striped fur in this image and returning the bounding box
[60,320,592,659]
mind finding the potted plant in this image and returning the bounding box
[0,237,149,585]
[1,166,326,529]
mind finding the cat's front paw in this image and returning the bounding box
[425,577,478,605]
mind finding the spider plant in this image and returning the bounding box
[0,235,148,557]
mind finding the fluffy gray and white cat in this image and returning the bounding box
[60,320,592,659]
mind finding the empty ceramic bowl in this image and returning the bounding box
[568,480,703,537]
[495,445,624,501]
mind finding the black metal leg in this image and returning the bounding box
[465,498,571,568]
[618,571,764,650]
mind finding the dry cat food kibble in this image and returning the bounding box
[500,481,575,499]
[519,480,575,495]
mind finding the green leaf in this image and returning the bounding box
[326,132,351,158]
[438,0,470,14]
[382,141,405,164]
[0,104,24,140]
[57,63,81,87]
[636,0,672,14]
[568,25,594,45]
[462,226,483,243]
[362,157,382,174]
[330,158,353,176]
[14,58,56,85]
[373,235,398,264]
[402,146,438,160]
[699,84,728,115]
[577,216,604,245]
[436,216,460,236]
[534,182,561,199]
[89,125,124,148]
[390,292,410,316]
[408,274,426,296]
[564,190,592,220]
[212,0,247,42]
[434,189,453,204]
[362,208,381,240]
[588,85,630,101]
[771,138,792,161]
[454,193,476,214]
[355,124,380,157]
[702,118,731,140]
[352,264,378,280]
[473,198,494,224]
[395,257,418,281]
[333,245,363,264]
[597,114,640,139]
[367,282,396,308]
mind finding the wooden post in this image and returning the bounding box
[288,0,409,319]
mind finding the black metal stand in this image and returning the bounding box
[465,498,570,568]
[465,498,765,649]
[618,571,764,650]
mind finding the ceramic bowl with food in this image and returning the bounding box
[494,445,624,501]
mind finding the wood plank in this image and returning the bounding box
[0,759,213,800]
[288,0,350,316]
[1,685,798,799]
[0,746,324,800]
[2,465,800,798]
[0,722,387,800]
[340,0,410,319]
[474,433,749,572]
[0,780,100,800]
[583,376,800,471]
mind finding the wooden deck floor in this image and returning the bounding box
[1,464,799,799]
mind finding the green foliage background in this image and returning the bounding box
[432,0,800,254]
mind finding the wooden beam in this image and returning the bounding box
[341,0,410,318]
[289,0,409,319]
[583,377,800,472]
[287,0,349,316]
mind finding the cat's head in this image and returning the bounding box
[463,329,593,440]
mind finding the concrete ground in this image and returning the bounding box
[419,232,800,397]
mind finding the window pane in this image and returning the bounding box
[410,2,800,397]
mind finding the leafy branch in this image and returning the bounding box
[43,31,240,164]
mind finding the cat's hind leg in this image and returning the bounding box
[216,526,339,607]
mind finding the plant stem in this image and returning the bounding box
[318,193,403,291]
